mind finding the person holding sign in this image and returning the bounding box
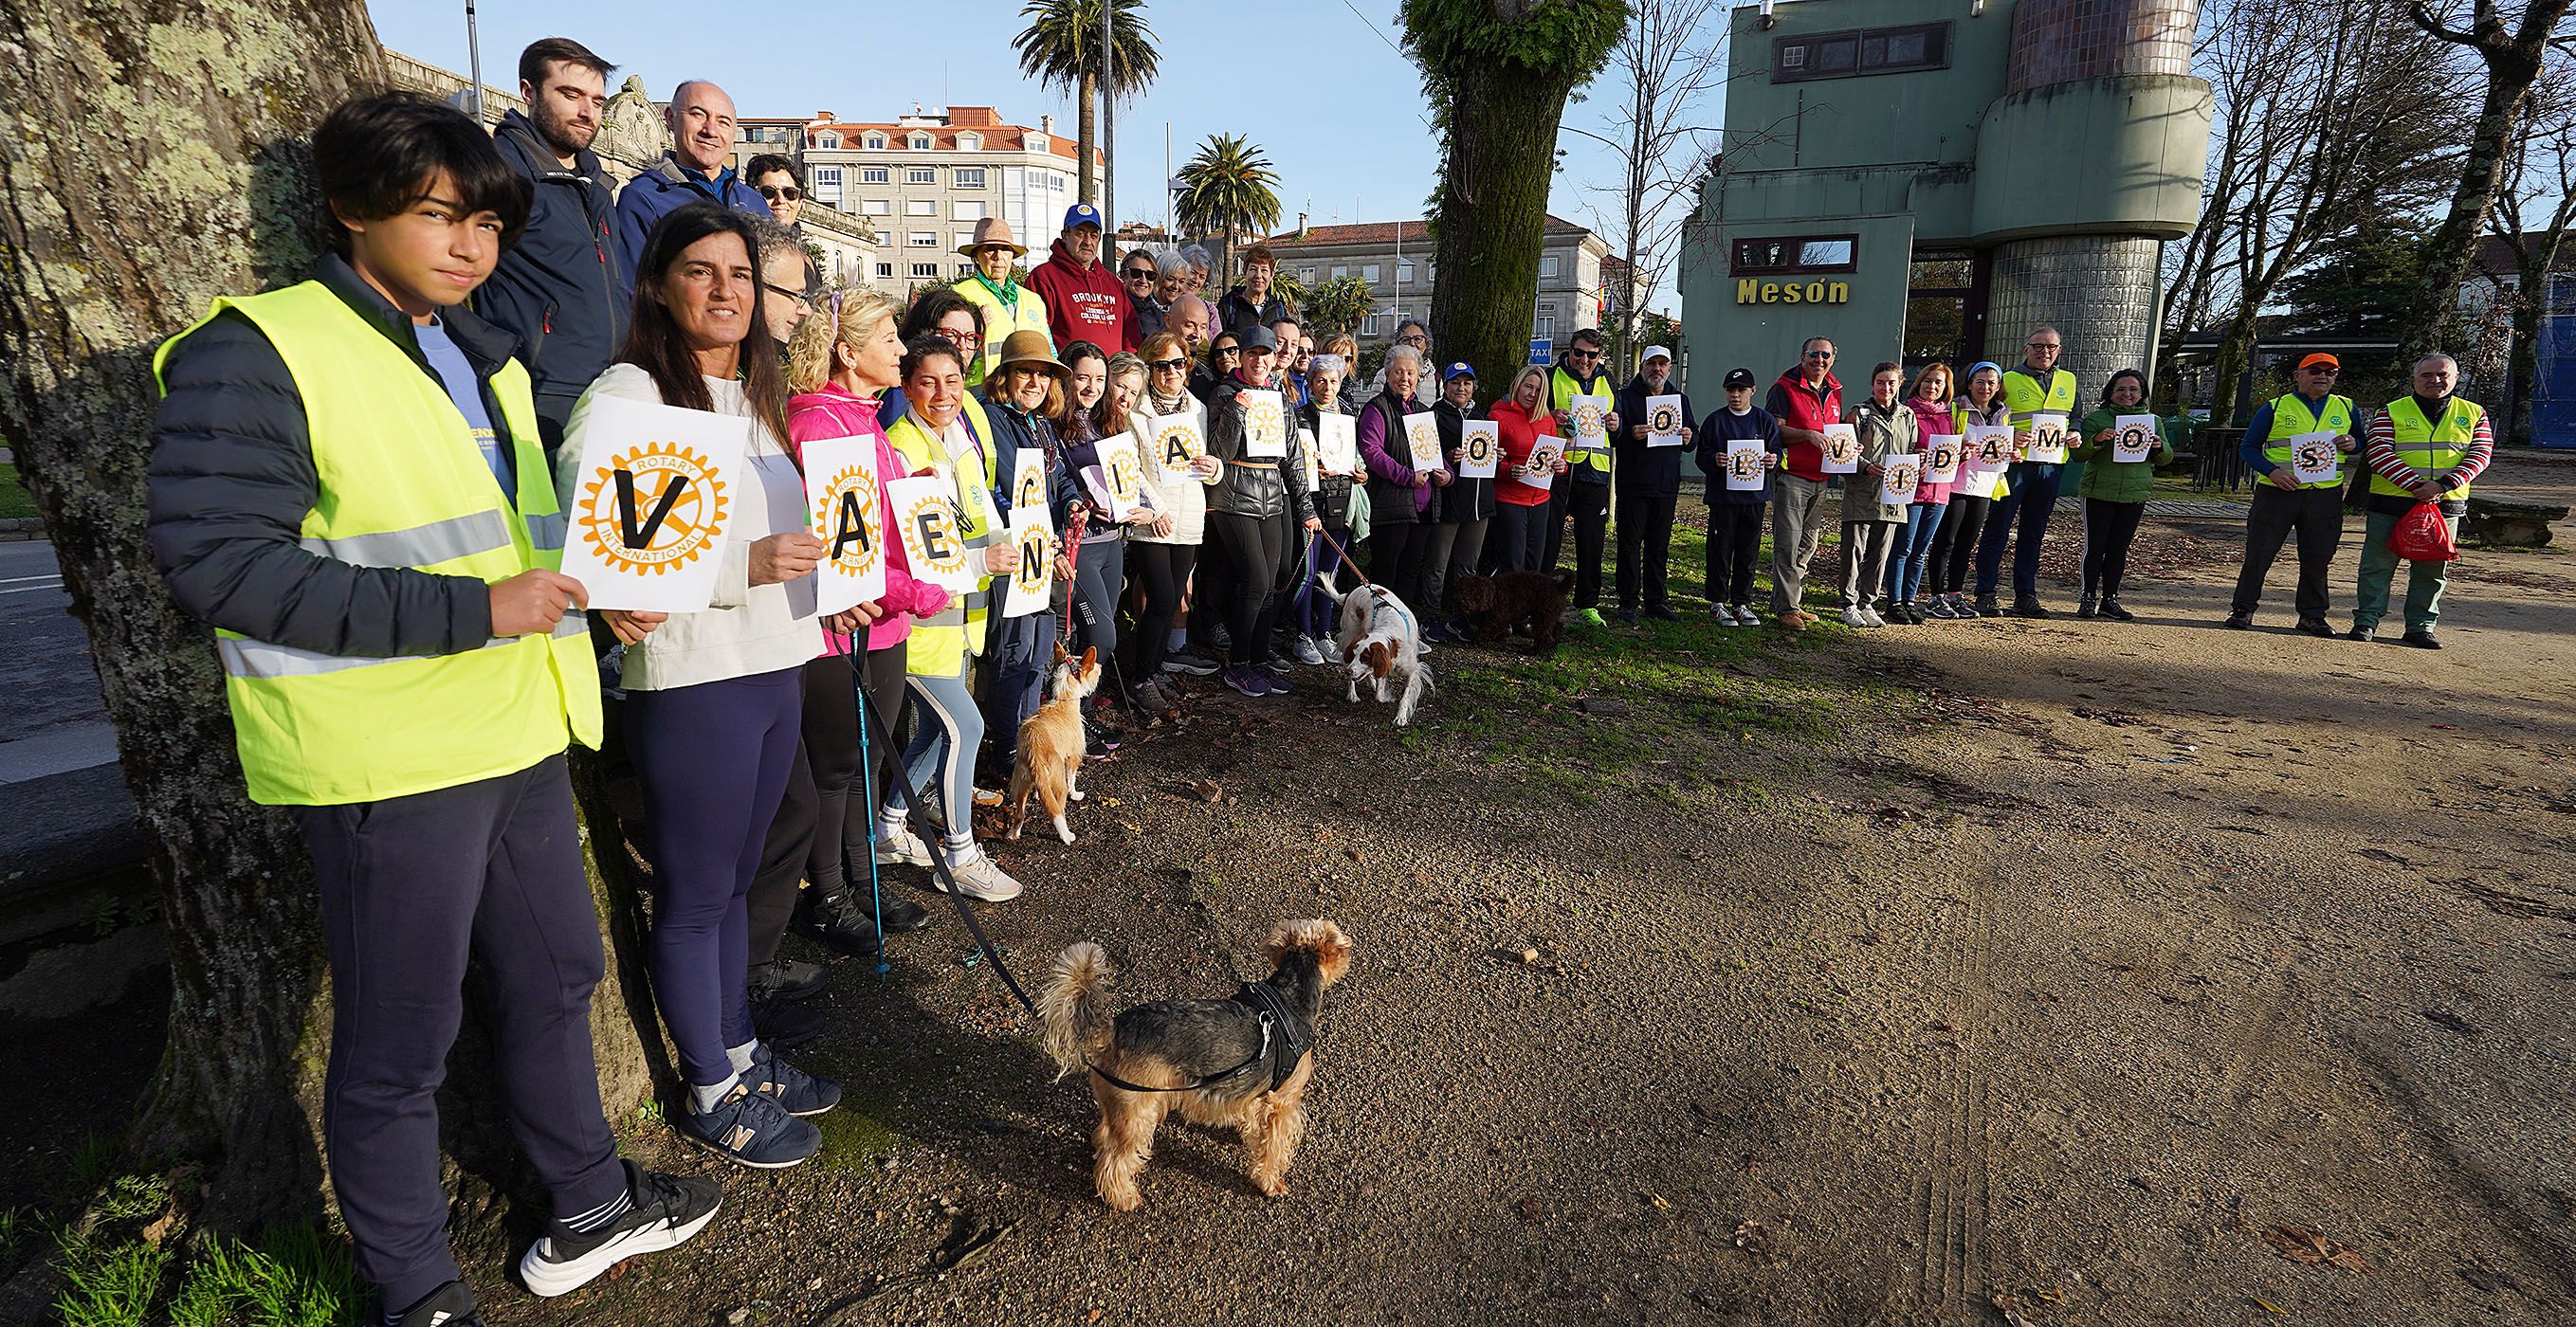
[1836,363,1915,627]
[1612,345,1695,623]
[1126,333,1218,708]
[879,336,1026,900]
[1487,364,1570,576]
[1884,364,1959,624]
[1204,324,1322,696]
[1358,344,1449,617]
[1548,328,1620,626]
[975,330,1072,770]
[1927,363,2010,619]
[1974,326,2082,618]
[1693,368,1781,626]
[1052,344,1158,690]
[1425,362,1496,637]
[2072,370,2172,621]
[2227,354,2361,635]
[1763,336,1845,629]
[777,286,951,957]
[148,96,721,1320]
[1289,354,1367,660]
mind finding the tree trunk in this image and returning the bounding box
[1428,57,1587,414]
[1077,68,1100,208]
[0,0,658,1238]
[2400,25,2552,360]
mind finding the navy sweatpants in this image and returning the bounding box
[290,754,629,1311]
[625,666,804,1087]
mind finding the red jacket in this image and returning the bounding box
[1027,239,1134,352]
[1764,367,1842,482]
[1491,407,1562,507]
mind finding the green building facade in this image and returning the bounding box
[1680,0,2211,396]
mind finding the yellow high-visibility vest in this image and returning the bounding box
[154,282,599,806]
[2000,367,2077,427]
[2370,395,2483,500]
[2262,392,2357,490]
[1550,366,1616,478]
[885,394,1002,677]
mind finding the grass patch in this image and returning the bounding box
[0,464,36,521]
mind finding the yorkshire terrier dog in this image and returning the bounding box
[1039,919,1355,1211]
[1006,644,1103,844]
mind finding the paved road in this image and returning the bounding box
[0,540,139,936]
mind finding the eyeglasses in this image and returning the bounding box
[763,282,812,306]
[1214,345,1241,356]
[757,185,801,202]
[1802,350,1834,359]
[936,327,983,349]
[1398,334,1428,347]
[1123,266,1156,280]
[1148,357,1188,371]
[2300,365,2339,374]
[2027,341,2060,351]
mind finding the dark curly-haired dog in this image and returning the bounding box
[1451,569,1574,656]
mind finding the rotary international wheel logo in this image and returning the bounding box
[1929,441,1959,473]
[2293,437,2337,472]
[1824,431,1857,464]
[1012,522,1056,595]
[2117,421,2156,449]
[1156,419,1203,468]
[1244,396,1286,450]
[578,441,729,574]
[1464,429,1497,467]
[1727,447,1764,482]
[815,464,882,576]
[1650,402,1680,434]
[1885,459,1921,492]
[1107,448,1143,503]
[1572,399,1604,433]
[2030,420,2066,451]
[900,488,967,574]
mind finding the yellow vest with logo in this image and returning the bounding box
[2262,392,2357,490]
[886,395,1003,678]
[2371,396,2483,500]
[154,282,601,806]
[1550,366,1615,478]
[2000,368,2077,429]
[952,276,1052,388]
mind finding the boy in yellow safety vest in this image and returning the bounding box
[146,94,718,1326]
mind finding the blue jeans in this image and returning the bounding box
[1884,501,1949,601]
[1973,462,2064,599]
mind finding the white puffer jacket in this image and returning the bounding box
[1128,394,1208,546]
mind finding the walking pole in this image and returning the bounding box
[463,2,485,124]
[852,660,890,978]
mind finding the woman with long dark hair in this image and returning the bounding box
[557,202,835,1170]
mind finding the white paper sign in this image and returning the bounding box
[2025,411,2069,464]
[1458,420,1501,479]
[1879,453,1922,506]
[1954,463,2004,500]
[2111,414,2160,464]
[1008,449,1048,523]
[1521,441,1562,491]
[1725,440,1767,491]
[886,474,979,594]
[1923,434,1962,484]
[1645,394,1686,447]
[1964,424,2015,470]
[1402,411,1444,475]
[557,395,750,611]
[1569,396,1610,451]
[1317,413,1359,474]
[1001,513,1057,619]
[2289,430,2342,485]
[1239,389,1288,460]
[1298,427,1321,491]
[1818,423,1860,475]
[1145,410,1205,474]
[1093,431,1145,521]
[801,432,885,617]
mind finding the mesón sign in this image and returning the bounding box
[1736,278,1852,305]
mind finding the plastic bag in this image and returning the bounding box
[2387,500,2458,562]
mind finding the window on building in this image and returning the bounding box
[1398,260,1416,285]
[1731,234,1859,274]
[1300,267,1316,283]
[1774,22,1949,82]
[953,199,988,220]
[864,134,887,150]
[908,231,936,247]
[861,166,889,184]
[909,133,934,150]
[906,199,936,216]
[1541,255,1561,279]
[1536,309,1557,341]
[956,133,981,152]
[812,131,840,149]
[861,199,891,215]
[1331,264,1348,280]
[957,262,976,278]
[954,168,987,189]
[876,262,895,279]
[1903,248,1982,374]
[1362,314,1387,337]
[906,167,938,185]
[911,261,940,279]
[1362,264,1381,283]
[809,165,843,204]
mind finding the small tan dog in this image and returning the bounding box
[1006,644,1103,844]
[1040,919,1355,1210]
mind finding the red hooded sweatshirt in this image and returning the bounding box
[1028,238,1135,352]
[1764,366,1842,482]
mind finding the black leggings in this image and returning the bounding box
[1930,494,1992,595]
[1126,541,1197,678]
[2081,498,2147,599]
[1367,512,1434,610]
[1206,509,1288,666]
[794,647,909,899]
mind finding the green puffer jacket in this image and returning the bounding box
[2074,408,2172,503]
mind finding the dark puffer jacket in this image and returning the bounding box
[1432,397,1495,522]
[1204,373,1316,523]
[476,110,624,419]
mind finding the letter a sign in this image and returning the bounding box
[557,394,748,611]
[799,432,885,617]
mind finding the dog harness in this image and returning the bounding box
[1088,982,1315,1095]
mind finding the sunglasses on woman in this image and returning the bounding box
[758,185,801,202]
[1148,357,1187,371]
[1123,266,1156,280]
[1214,345,1241,356]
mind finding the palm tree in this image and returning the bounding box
[1301,274,1375,336]
[1174,132,1282,289]
[1014,0,1160,210]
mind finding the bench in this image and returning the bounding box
[2462,495,2568,547]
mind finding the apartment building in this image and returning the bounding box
[1264,214,1642,354]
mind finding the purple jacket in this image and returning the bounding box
[1358,390,1436,518]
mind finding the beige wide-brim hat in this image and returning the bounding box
[995,329,1067,377]
[959,216,1028,258]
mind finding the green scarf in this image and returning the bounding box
[971,269,1021,310]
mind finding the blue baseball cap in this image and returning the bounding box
[1062,203,1103,231]
[1441,361,1476,381]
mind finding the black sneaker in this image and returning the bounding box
[2012,599,2052,619]
[1162,649,1222,677]
[2400,630,2442,649]
[747,956,826,1003]
[685,1080,820,1169]
[745,1044,841,1117]
[2075,596,2098,619]
[390,1281,484,1326]
[1645,605,1681,622]
[2098,599,2135,622]
[752,997,823,1052]
[1614,609,1642,626]
[1973,595,2001,617]
[2294,617,2334,638]
[519,1161,723,1298]
[1260,666,1295,695]
[798,890,884,957]
[2223,611,2254,629]
[879,897,931,934]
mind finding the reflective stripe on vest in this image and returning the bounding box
[2261,393,2355,490]
[2001,369,2077,428]
[2370,396,2483,500]
[154,282,603,805]
[1551,367,1615,476]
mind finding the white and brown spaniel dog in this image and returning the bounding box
[1313,573,1433,727]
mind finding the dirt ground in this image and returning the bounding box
[446,459,2570,1325]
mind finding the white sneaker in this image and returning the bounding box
[1861,608,1888,628]
[1320,637,1344,664]
[1730,604,1758,626]
[1717,605,1746,627]
[1292,635,1326,665]
[1841,608,1871,627]
[873,818,933,866]
[937,845,1024,901]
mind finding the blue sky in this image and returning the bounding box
[369,0,1697,314]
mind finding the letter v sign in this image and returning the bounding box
[614,467,691,549]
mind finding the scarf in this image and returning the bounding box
[971,269,1022,310]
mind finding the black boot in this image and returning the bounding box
[2098,597,2135,622]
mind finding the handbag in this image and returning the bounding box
[2387,500,2458,562]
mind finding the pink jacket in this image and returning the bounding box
[786,384,949,655]
[1906,395,1959,507]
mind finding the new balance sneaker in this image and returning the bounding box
[520,1162,723,1297]
[685,1080,820,1170]
[1162,649,1222,677]
[873,818,933,867]
[390,1281,484,1326]
[937,844,1025,901]
[1260,667,1295,696]
[746,1044,841,1117]
[1292,635,1326,665]
[1223,665,1270,697]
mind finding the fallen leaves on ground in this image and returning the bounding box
[2262,1223,2374,1273]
